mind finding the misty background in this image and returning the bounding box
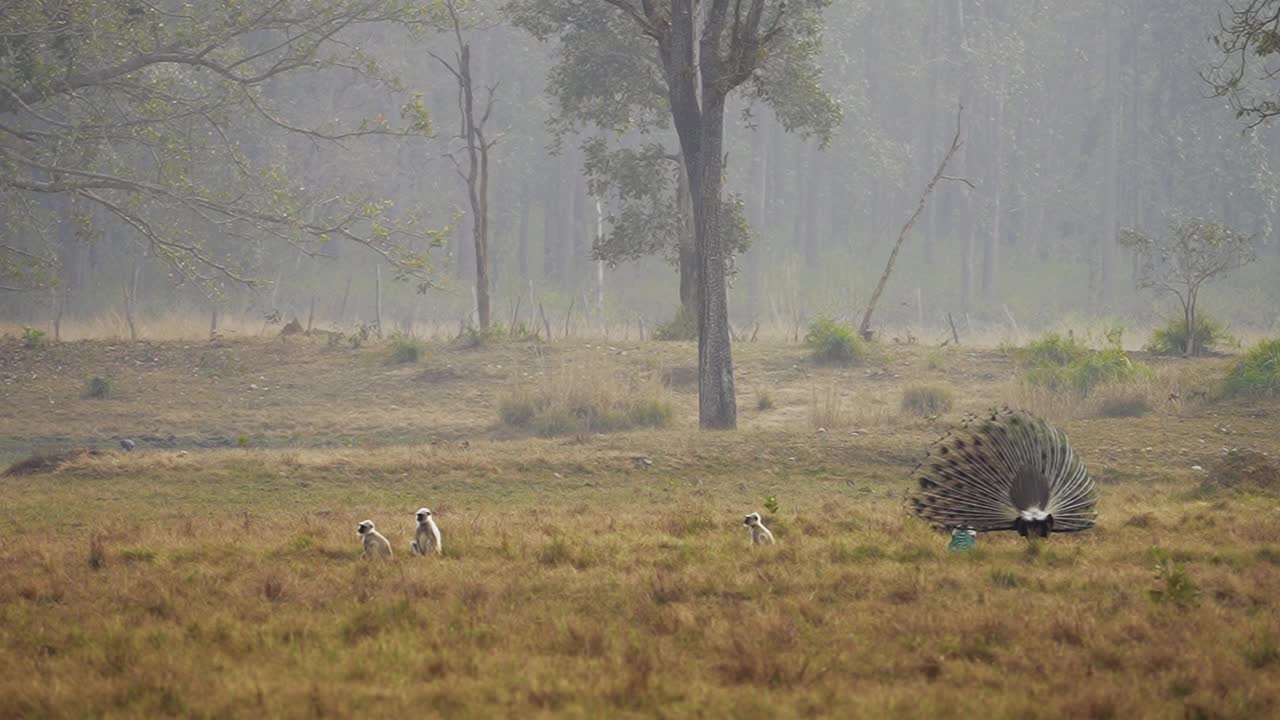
[2,0,1277,340]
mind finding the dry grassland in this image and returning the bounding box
[1,335,1278,718]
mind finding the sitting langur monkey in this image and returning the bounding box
[743,512,775,546]
[357,520,393,559]
[410,507,442,556]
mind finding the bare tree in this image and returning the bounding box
[1205,0,1280,127]
[860,106,970,340]
[429,0,500,331]
[1119,218,1257,356]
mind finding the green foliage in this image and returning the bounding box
[1148,550,1200,608]
[385,334,422,364]
[1025,348,1152,396]
[653,306,697,341]
[1016,332,1150,396]
[900,383,954,416]
[1147,313,1233,356]
[1015,332,1088,367]
[236,433,250,449]
[763,495,780,515]
[804,316,866,365]
[21,325,46,349]
[83,377,114,399]
[1223,338,1280,398]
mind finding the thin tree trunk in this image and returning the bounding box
[124,261,140,342]
[860,108,968,340]
[374,264,383,337]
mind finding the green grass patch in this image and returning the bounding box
[1223,338,1280,398]
[900,383,954,415]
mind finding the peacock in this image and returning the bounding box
[908,408,1098,538]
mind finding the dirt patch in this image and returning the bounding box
[1204,449,1279,492]
[3,448,104,476]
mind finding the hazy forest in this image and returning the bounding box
[3,1,1280,717]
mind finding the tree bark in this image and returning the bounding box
[676,157,700,322]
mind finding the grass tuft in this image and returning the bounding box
[900,383,954,416]
[83,376,113,399]
[385,334,422,364]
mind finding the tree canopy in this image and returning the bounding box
[0,0,442,294]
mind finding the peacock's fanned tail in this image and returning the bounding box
[908,408,1098,534]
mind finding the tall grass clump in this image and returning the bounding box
[653,305,697,341]
[809,384,848,429]
[1223,338,1280,398]
[385,334,422,364]
[1017,331,1151,396]
[900,383,954,415]
[498,366,673,436]
[804,316,866,365]
[1146,313,1233,356]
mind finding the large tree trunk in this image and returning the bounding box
[690,95,736,429]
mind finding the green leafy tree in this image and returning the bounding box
[511,0,841,429]
[0,1,442,296]
[1119,217,1257,357]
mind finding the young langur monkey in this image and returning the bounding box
[410,507,442,556]
[356,520,392,559]
[743,512,775,546]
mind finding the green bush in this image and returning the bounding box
[804,316,866,365]
[1015,332,1088,367]
[83,376,113,399]
[653,305,697,341]
[21,325,46,349]
[386,334,422,364]
[900,383,955,416]
[1025,348,1152,396]
[1223,338,1280,398]
[1147,313,1232,356]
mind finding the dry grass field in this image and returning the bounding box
[1,333,1278,718]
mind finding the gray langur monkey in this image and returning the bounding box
[743,512,775,546]
[356,520,392,559]
[410,507,442,556]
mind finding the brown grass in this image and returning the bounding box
[1,338,1279,716]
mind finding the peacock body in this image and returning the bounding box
[908,408,1098,538]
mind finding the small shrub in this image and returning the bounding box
[805,316,866,365]
[83,376,113,399]
[1149,555,1200,608]
[653,305,697,341]
[1147,313,1233,357]
[21,325,46,349]
[763,495,780,515]
[1223,338,1280,398]
[386,334,422,364]
[1094,388,1153,418]
[901,383,954,416]
[497,367,672,437]
[1015,332,1088,367]
[756,387,775,411]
